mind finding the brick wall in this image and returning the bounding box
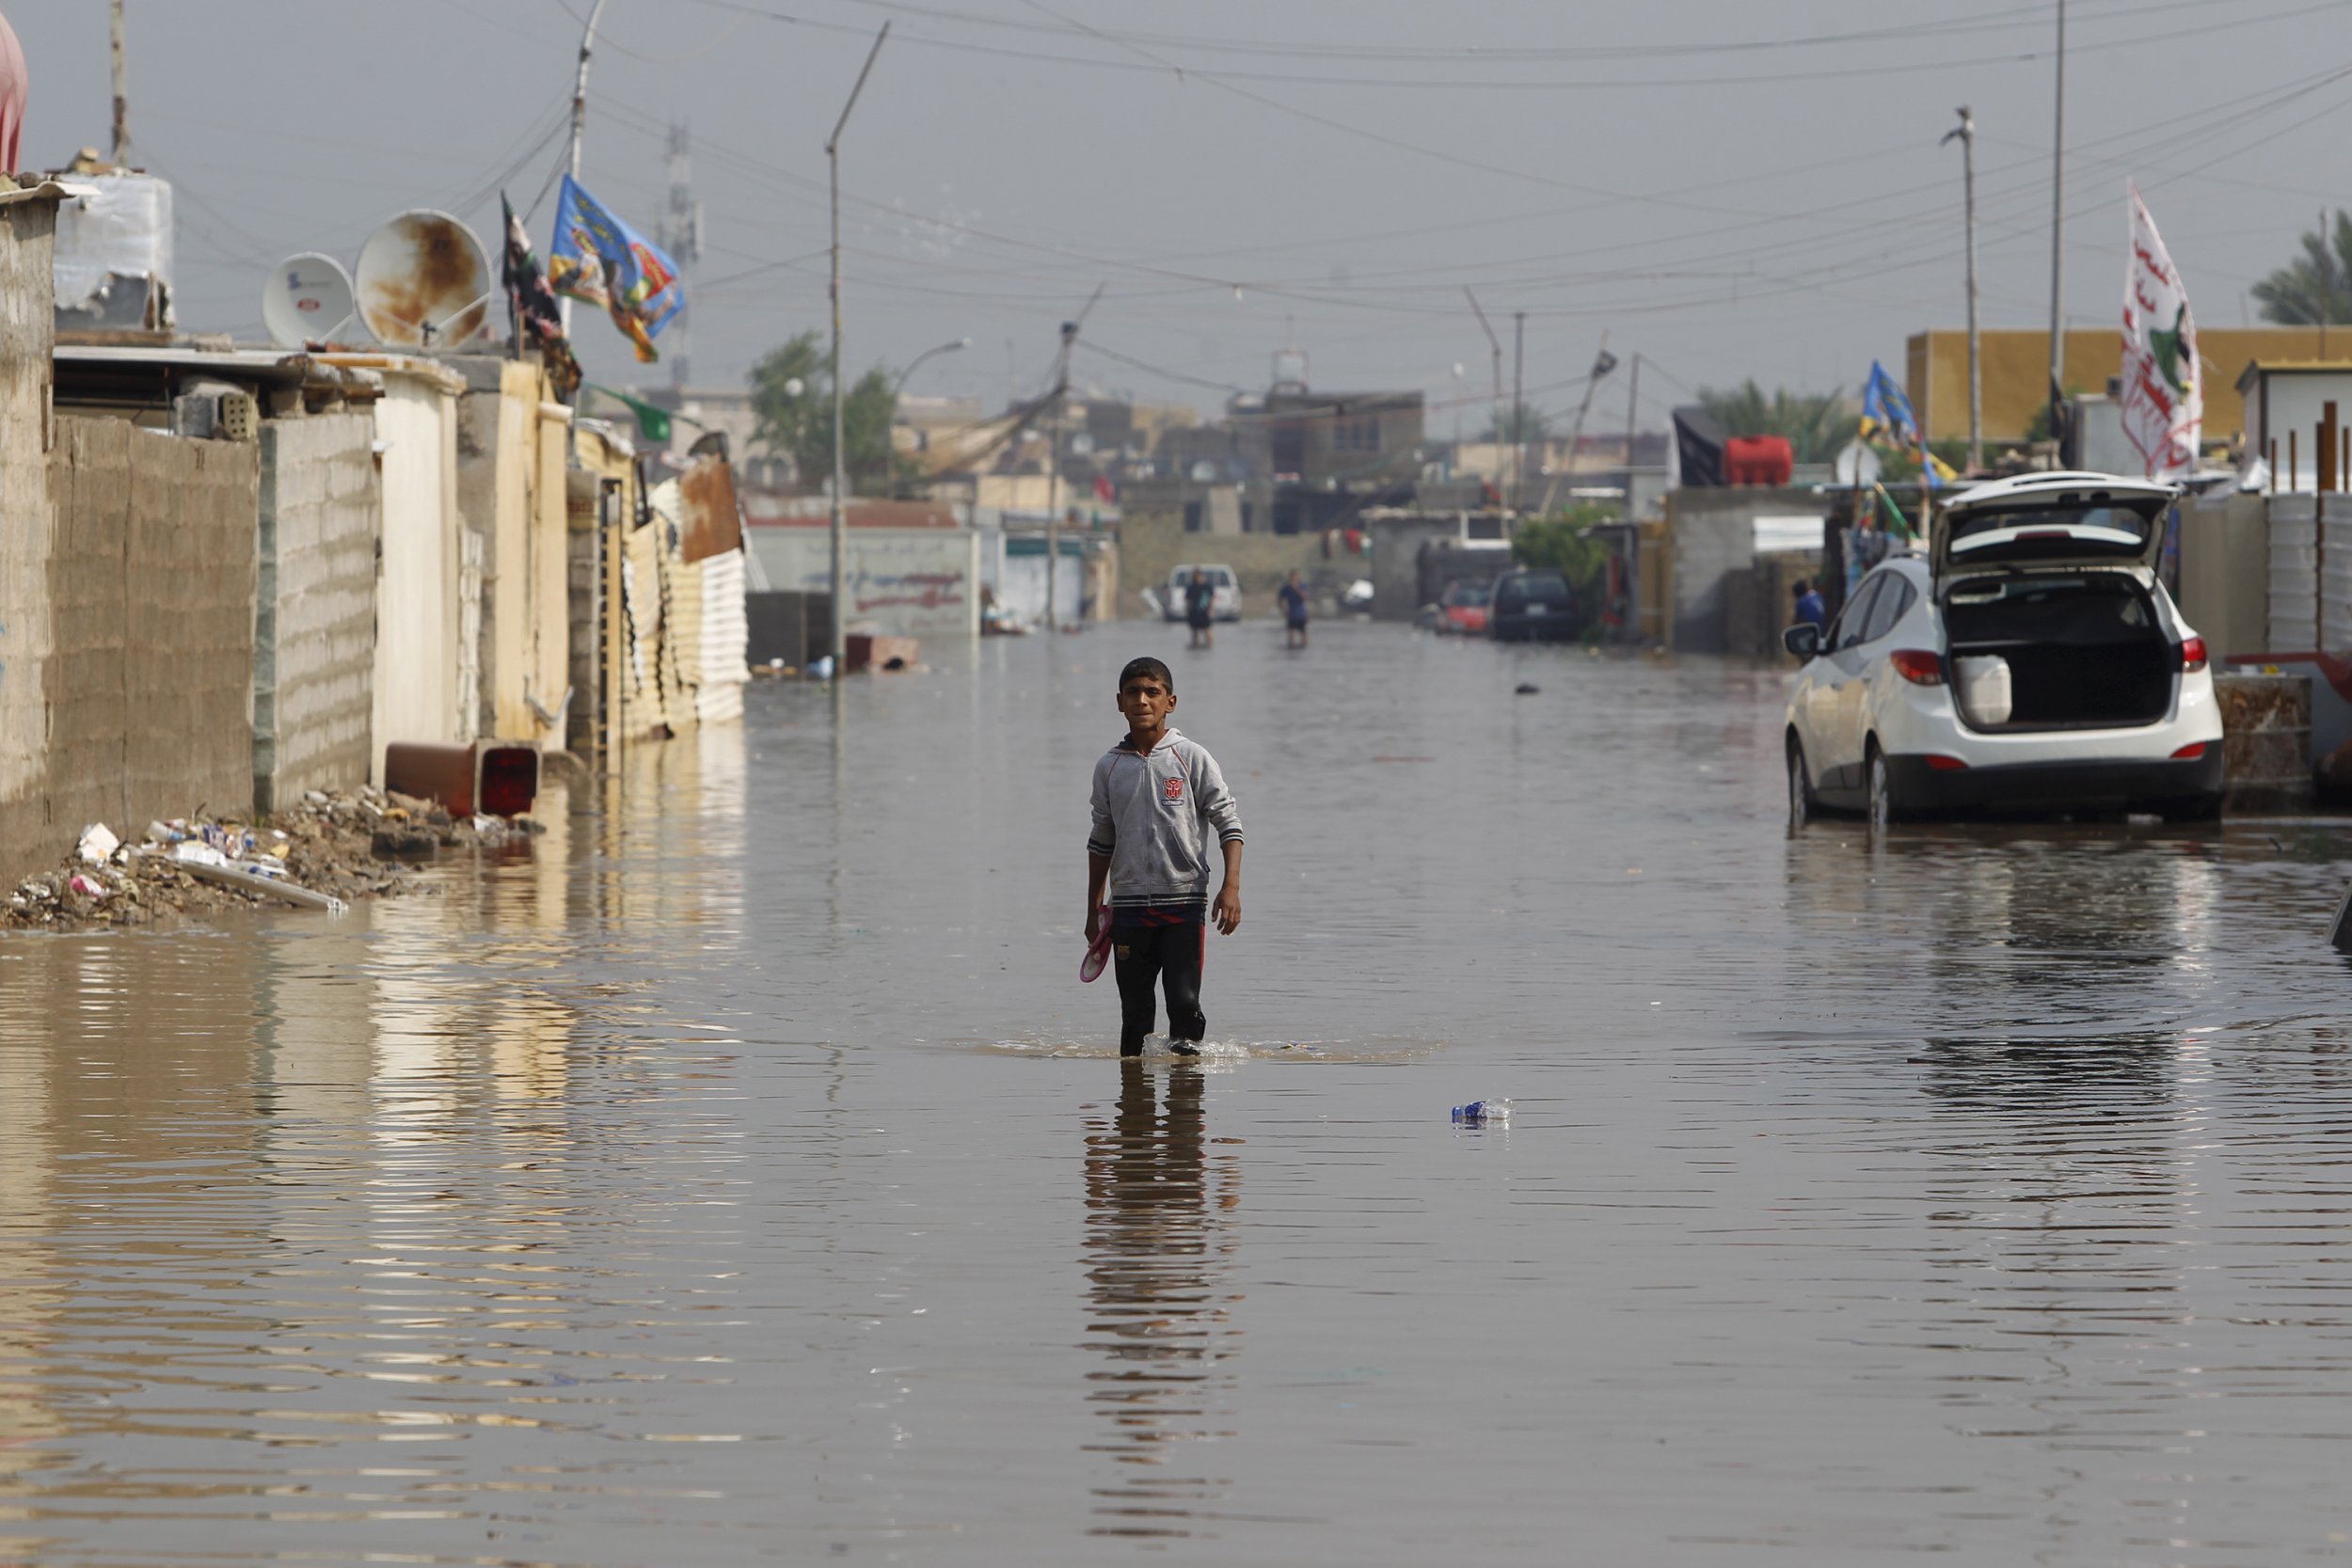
[256,415,378,810]
[0,416,258,879]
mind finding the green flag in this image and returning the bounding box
[588,384,671,444]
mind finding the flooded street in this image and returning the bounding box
[8,622,2352,1565]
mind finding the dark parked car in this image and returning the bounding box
[1488,568,1580,641]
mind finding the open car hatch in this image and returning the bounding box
[1931,470,2175,581]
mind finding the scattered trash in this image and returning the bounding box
[1514,683,1540,695]
[168,842,347,914]
[199,823,258,858]
[76,824,119,865]
[5,785,532,932]
[1451,1099,1511,1125]
[371,822,441,858]
[808,655,834,681]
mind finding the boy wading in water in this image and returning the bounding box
[1085,657,1244,1056]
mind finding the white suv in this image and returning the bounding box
[1783,471,2224,827]
[1163,563,1241,623]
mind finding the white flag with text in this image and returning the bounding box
[2120,183,2201,482]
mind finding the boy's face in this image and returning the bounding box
[1117,674,1175,733]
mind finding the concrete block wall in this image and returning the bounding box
[126,424,259,818]
[255,415,378,811]
[0,198,61,880]
[0,416,260,878]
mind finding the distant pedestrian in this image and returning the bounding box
[1278,569,1310,648]
[1186,568,1216,649]
[1792,579,1826,630]
[1085,657,1245,1057]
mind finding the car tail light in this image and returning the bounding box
[2178,635,2207,673]
[2171,741,2209,760]
[1889,649,1945,686]
[1925,753,1969,771]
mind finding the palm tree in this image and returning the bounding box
[1696,382,1855,466]
[2252,211,2352,325]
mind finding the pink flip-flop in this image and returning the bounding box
[1079,906,1113,982]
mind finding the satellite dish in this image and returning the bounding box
[1833,440,1883,489]
[262,252,356,349]
[354,210,493,349]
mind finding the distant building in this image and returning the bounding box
[1236,388,1423,488]
[1908,326,2345,447]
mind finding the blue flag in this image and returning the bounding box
[1858,360,1954,488]
[548,175,684,363]
[1858,361,1919,448]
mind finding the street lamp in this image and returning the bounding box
[893,336,971,399]
[827,22,889,673]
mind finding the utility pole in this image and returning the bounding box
[1464,288,1503,505]
[1511,310,1526,514]
[1624,353,1641,478]
[660,120,705,390]
[2321,207,2333,359]
[1043,286,1104,635]
[1944,105,1982,471]
[561,0,610,336]
[826,22,890,671]
[2046,0,2067,433]
[108,0,129,165]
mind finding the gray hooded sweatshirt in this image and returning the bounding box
[1086,727,1244,913]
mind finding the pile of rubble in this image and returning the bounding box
[3,786,545,932]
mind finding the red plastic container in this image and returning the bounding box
[382,740,540,818]
[384,742,476,816]
[477,743,539,817]
[1723,436,1794,487]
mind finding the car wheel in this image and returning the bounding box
[1867,746,1899,831]
[1787,737,1814,828]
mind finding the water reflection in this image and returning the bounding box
[1079,1062,1241,1537]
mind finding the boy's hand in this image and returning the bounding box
[1085,905,1102,943]
[1213,883,1241,935]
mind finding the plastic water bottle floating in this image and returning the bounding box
[1451,1099,1510,1125]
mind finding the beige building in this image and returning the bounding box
[1907,326,2345,447]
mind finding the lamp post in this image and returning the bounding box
[893,336,971,399]
[2045,0,2067,434]
[827,22,890,673]
[1944,105,1982,472]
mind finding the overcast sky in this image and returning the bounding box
[11,0,2352,430]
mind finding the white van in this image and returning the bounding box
[1164,564,1241,622]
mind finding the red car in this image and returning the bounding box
[1438,578,1492,635]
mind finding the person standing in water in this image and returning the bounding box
[1186,569,1216,649]
[1277,570,1310,648]
[1085,657,1244,1056]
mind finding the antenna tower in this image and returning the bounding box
[660,120,705,389]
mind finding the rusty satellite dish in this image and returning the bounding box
[355,210,493,349]
[262,252,356,349]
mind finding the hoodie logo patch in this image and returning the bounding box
[1162,775,1185,801]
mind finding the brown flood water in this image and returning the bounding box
[5,621,2352,1565]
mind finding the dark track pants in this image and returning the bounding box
[1111,917,1206,1055]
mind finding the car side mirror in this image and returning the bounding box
[1783,624,1821,659]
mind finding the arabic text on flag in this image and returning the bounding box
[2120,182,2201,482]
